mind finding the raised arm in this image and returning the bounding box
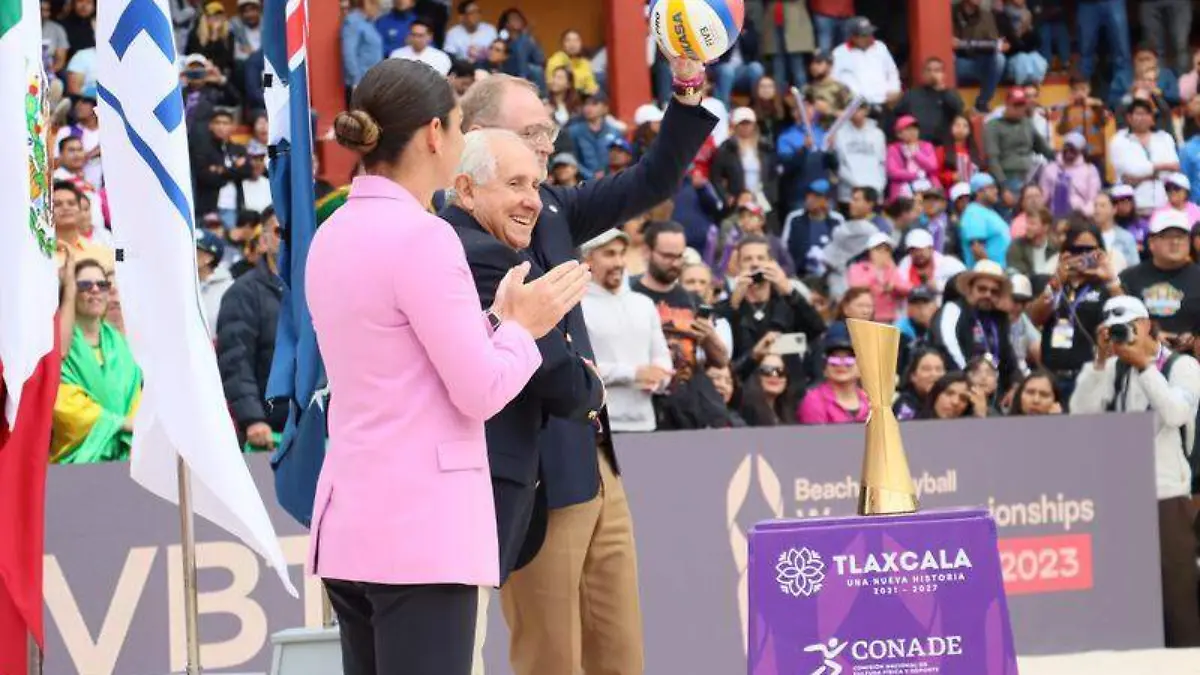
[556,96,719,247]
[394,225,542,421]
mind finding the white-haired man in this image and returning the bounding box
[440,129,607,672]
[455,59,717,674]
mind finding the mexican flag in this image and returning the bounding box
[0,0,60,671]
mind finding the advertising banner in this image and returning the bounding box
[41,414,1160,674]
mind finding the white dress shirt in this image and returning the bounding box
[1108,129,1179,211]
[390,45,453,76]
[582,282,673,432]
[831,40,901,106]
[443,22,497,61]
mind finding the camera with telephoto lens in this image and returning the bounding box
[1109,322,1137,345]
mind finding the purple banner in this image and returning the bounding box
[750,510,1018,674]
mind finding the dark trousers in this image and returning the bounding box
[324,579,481,675]
[1158,497,1200,647]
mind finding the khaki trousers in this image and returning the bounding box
[500,450,644,675]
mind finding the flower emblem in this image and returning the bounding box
[776,547,825,597]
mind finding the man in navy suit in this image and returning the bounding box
[442,129,605,585]
[458,58,716,674]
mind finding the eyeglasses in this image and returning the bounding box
[517,123,560,146]
[76,279,112,293]
[827,355,856,368]
[758,365,786,377]
[1065,245,1098,255]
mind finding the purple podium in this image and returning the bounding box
[746,320,1018,675]
[748,510,1019,674]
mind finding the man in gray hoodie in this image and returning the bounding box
[984,88,1055,185]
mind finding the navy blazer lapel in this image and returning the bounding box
[439,204,485,234]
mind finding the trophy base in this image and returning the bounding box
[858,484,919,516]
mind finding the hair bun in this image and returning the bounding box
[334,109,381,155]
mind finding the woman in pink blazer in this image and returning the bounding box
[886,115,939,202]
[304,60,590,675]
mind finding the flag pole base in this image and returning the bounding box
[27,634,41,675]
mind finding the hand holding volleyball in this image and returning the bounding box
[649,0,745,63]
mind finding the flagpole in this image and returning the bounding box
[177,456,202,675]
[26,634,41,675]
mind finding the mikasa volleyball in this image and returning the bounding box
[649,0,745,63]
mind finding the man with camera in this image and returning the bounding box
[1070,295,1200,647]
[717,235,826,381]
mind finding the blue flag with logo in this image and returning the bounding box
[262,0,325,528]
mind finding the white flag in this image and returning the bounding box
[95,0,295,596]
[0,0,57,425]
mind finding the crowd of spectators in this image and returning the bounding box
[42,0,1200,457]
[37,0,1200,648]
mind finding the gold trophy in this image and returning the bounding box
[846,319,918,516]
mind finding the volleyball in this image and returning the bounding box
[649,0,745,63]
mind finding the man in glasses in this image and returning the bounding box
[1071,295,1200,647]
[1120,209,1200,352]
[457,59,716,675]
[933,260,1021,394]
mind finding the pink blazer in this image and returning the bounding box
[885,141,938,201]
[305,176,542,587]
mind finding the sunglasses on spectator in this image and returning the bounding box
[827,355,856,368]
[77,279,112,293]
[1065,245,1098,255]
[758,365,786,377]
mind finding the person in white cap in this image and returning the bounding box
[1120,209,1200,341]
[932,259,1021,393]
[580,230,673,433]
[711,107,777,214]
[1110,183,1151,245]
[1155,172,1200,224]
[897,227,965,301]
[847,232,910,323]
[1037,130,1101,219]
[230,0,263,62]
[1070,294,1200,647]
[1003,273,1040,375]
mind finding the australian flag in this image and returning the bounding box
[263,0,325,527]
